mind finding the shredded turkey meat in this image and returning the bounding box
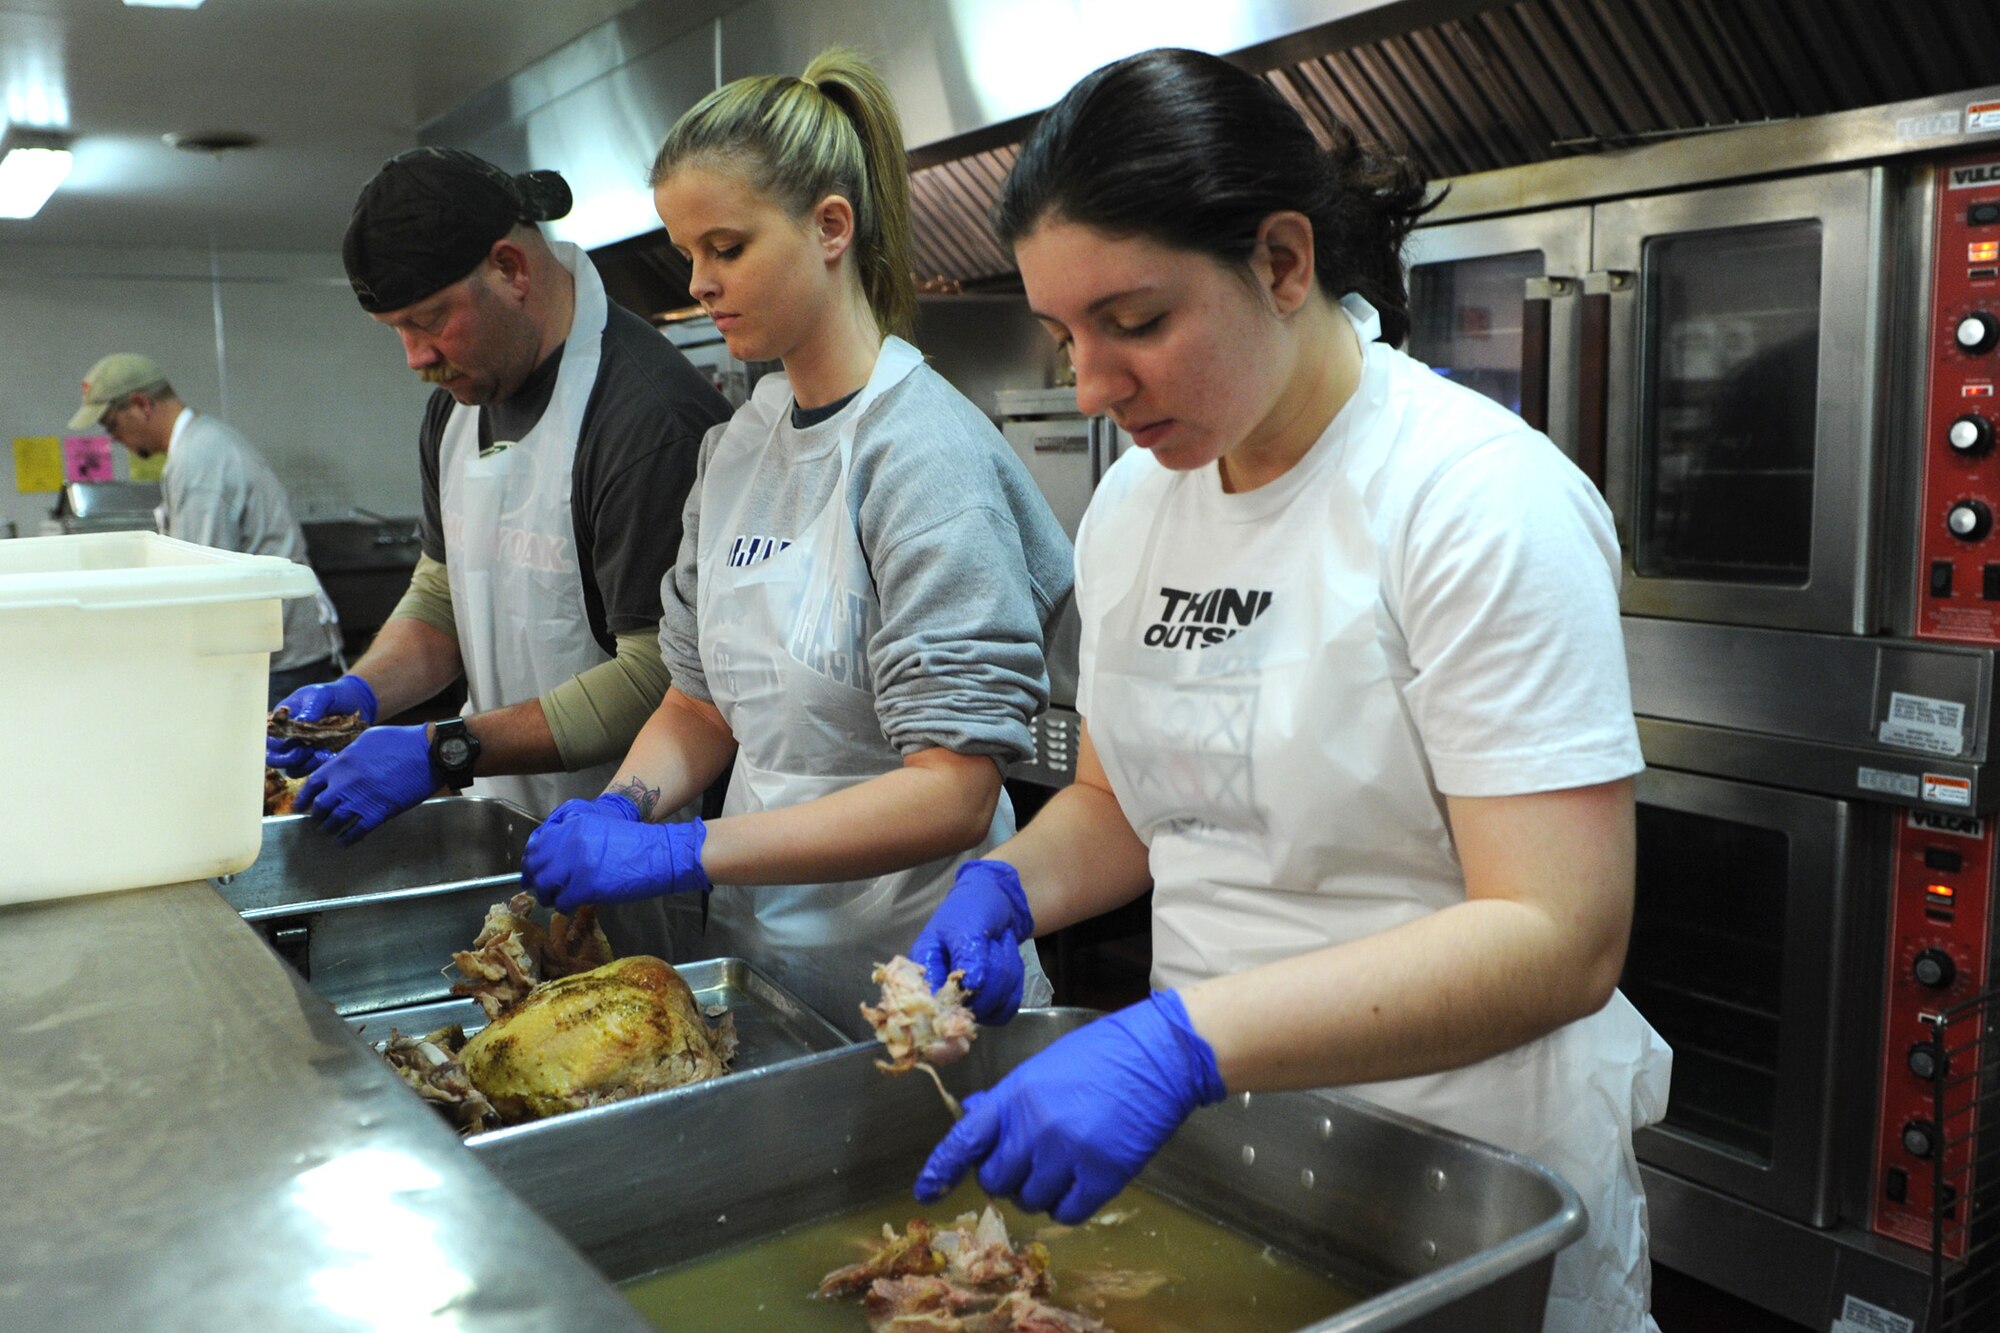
[818,1207,1109,1332]
[266,706,367,752]
[263,767,305,816]
[378,1024,500,1134]
[449,892,614,1022]
[862,956,976,1073]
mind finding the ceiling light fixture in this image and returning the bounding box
[0,127,73,220]
[163,130,260,155]
[123,1,207,9]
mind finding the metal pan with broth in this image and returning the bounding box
[620,1177,1363,1332]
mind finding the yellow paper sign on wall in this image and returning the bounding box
[11,436,64,494]
[128,451,166,482]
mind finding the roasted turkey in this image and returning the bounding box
[376,894,734,1134]
[459,955,729,1122]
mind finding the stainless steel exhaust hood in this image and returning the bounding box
[423,0,2000,303]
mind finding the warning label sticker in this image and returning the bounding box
[1924,773,1974,807]
[1970,99,2000,135]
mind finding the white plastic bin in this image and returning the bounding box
[0,533,317,903]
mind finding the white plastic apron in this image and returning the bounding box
[438,243,697,961]
[1083,315,1671,1333]
[693,336,1048,1038]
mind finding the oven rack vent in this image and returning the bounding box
[1924,987,2000,1332]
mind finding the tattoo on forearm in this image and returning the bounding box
[612,776,662,819]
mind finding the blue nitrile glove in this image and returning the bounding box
[910,860,1035,1024]
[267,674,379,775]
[295,723,436,845]
[521,794,711,912]
[538,793,630,832]
[914,990,1226,1224]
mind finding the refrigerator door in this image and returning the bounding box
[997,389,1127,738]
[1000,410,1094,540]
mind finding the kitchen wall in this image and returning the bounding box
[911,294,1059,420]
[0,244,1058,541]
[0,245,433,538]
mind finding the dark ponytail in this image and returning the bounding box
[996,48,1439,344]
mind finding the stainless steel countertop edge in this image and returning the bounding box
[0,878,652,1331]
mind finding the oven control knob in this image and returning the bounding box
[1913,948,1957,989]
[1958,312,2000,355]
[1908,1042,1950,1082]
[1948,414,1996,456]
[1946,499,1993,541]
[1902,1119,1939,1159]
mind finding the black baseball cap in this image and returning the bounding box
[343,147,573,313]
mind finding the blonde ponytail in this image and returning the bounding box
[652,46,916,340]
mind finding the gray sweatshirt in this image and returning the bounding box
[660,363,1072,763]
[163,411,340,671]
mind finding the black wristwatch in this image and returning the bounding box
[429,718,482,791]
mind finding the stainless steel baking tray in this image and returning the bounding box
[226,795,534,915]
[348,954,851,1146]
[214,796,534,1012]
[477,1009,1585,1332]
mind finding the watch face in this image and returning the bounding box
[439,736,473,768]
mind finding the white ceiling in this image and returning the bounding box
[0,0,642,251]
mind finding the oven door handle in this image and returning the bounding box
[1580,270,1634,510]
[1520,275,1574,436]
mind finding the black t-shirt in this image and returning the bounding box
[416,299,731,652]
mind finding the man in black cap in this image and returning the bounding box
[274,146,729,956]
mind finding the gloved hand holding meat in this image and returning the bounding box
[915,991,1226,1225]
[909,859,1036,1025]
[295,723,438,844]
[266,673,377,773]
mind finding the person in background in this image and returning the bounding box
[70,353,343,705]
[907,49,1671,1333]
[517,49,1071,1036]
[270,147,730,960]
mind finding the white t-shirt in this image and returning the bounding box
[1074,299,1664,1333]
[1076,300,1642,809]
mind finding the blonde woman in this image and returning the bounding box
[520,49,1066,1035]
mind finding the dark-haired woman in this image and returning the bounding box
[909,47,1669,1332]
[519,49,1065,1035]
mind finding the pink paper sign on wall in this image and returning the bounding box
[62,435,114,483]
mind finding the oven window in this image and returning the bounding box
[1625,803,1789,1163]
[1636,221,1823,585]
[1407,251,1543,415]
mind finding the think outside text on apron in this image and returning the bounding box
[436,242,696,961]
[691,336,1049,1038]
[1082,298,1672,1333]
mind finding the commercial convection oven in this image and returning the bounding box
[1406,83,2000,1331]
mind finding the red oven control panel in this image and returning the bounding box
[1917,153,2000,642]
[1872,809,1995,1256]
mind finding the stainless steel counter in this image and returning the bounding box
[0,879,652,1332]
